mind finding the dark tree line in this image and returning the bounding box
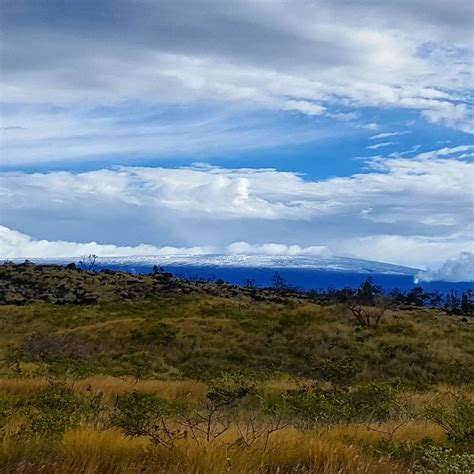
[300,277,474,316]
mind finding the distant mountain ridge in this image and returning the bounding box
[13,254,420,276]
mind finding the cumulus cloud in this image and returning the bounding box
[0,146,472,268]
[0,226,212,258]
[336,235,474,269]
[2,146,472,224]
[227,242,330,257]
[0,225,334,260]
[415,252,474,282]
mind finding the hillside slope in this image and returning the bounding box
[0,263,472,473]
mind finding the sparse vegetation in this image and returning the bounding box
[0,263,472,472]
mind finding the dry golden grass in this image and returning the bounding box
[56,318,145,337]
[0,425,410,473]
[0,373,457,474]
[325,421,445,445]
[0,377,209,402]
[0,292,472,473]
[0,378,48,396]
[398,384,474,411]
[60,428,148,462]
[3,375,470,406]
[0,376,335,401]
[74,377,208,402]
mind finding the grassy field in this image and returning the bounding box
[0,287,473,472]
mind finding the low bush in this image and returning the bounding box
[112,391,180,447]
[417,446,474,473]
[282,385,351,427]
[425,397,474,445]
[15,382,81,440]
[348,382,400,422]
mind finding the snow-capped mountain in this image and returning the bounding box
[16,254,420,276]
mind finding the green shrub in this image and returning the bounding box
[112,392,180,447]
[311,357,359,385]
[348,382,399,421]
[425,398,474,445]
[374,437,436,463]
[206,373,255,408]
[416,446,474,473]
[281,382,402,427]
[282,385,351,427]
[17,382,80,440]
[375,438,474,472]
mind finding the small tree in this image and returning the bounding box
[151,265,165,275]
[244,279,257,289]
[179,374,254,444]
[271,272,288,291]
[347,278,391,328]
[355,277,383,305]
[428,290,443,308]
[405,286,428,306]
[461,290,474,315]
[349,293,392,328]
[444,290,462,314]
[78,254,99,272]
[112,392,183,448]
[389,287,405,305]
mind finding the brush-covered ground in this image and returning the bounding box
[0,264,473,473]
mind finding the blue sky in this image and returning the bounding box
[0,0,473,279]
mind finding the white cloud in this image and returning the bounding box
[370,131,411,140]
[0,107,326,166]
[367,141,395,150]
[1,146,472,268]
[227,242,330,257]
[421,102,474,134]
[2,147,472,224]
[0,226,212,258]
[282,100,326,116]
[1,0,472,149]
[336,234,474,269]
[415,144,474,160]
[362,123,380,131]
[415,252,474,282]
[395,144,422,156]
[0,225,331,260]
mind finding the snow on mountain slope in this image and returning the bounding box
[15,254,420,276]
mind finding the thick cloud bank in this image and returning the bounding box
[1,146,472,268]
[0,226,332,260]
[0,226,211,258]
[4,225,473,282]
[416,252,474,283]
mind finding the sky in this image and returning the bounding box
[0,0,473,279]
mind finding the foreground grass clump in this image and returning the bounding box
[0,378,472,473]
[0,281,473,472]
